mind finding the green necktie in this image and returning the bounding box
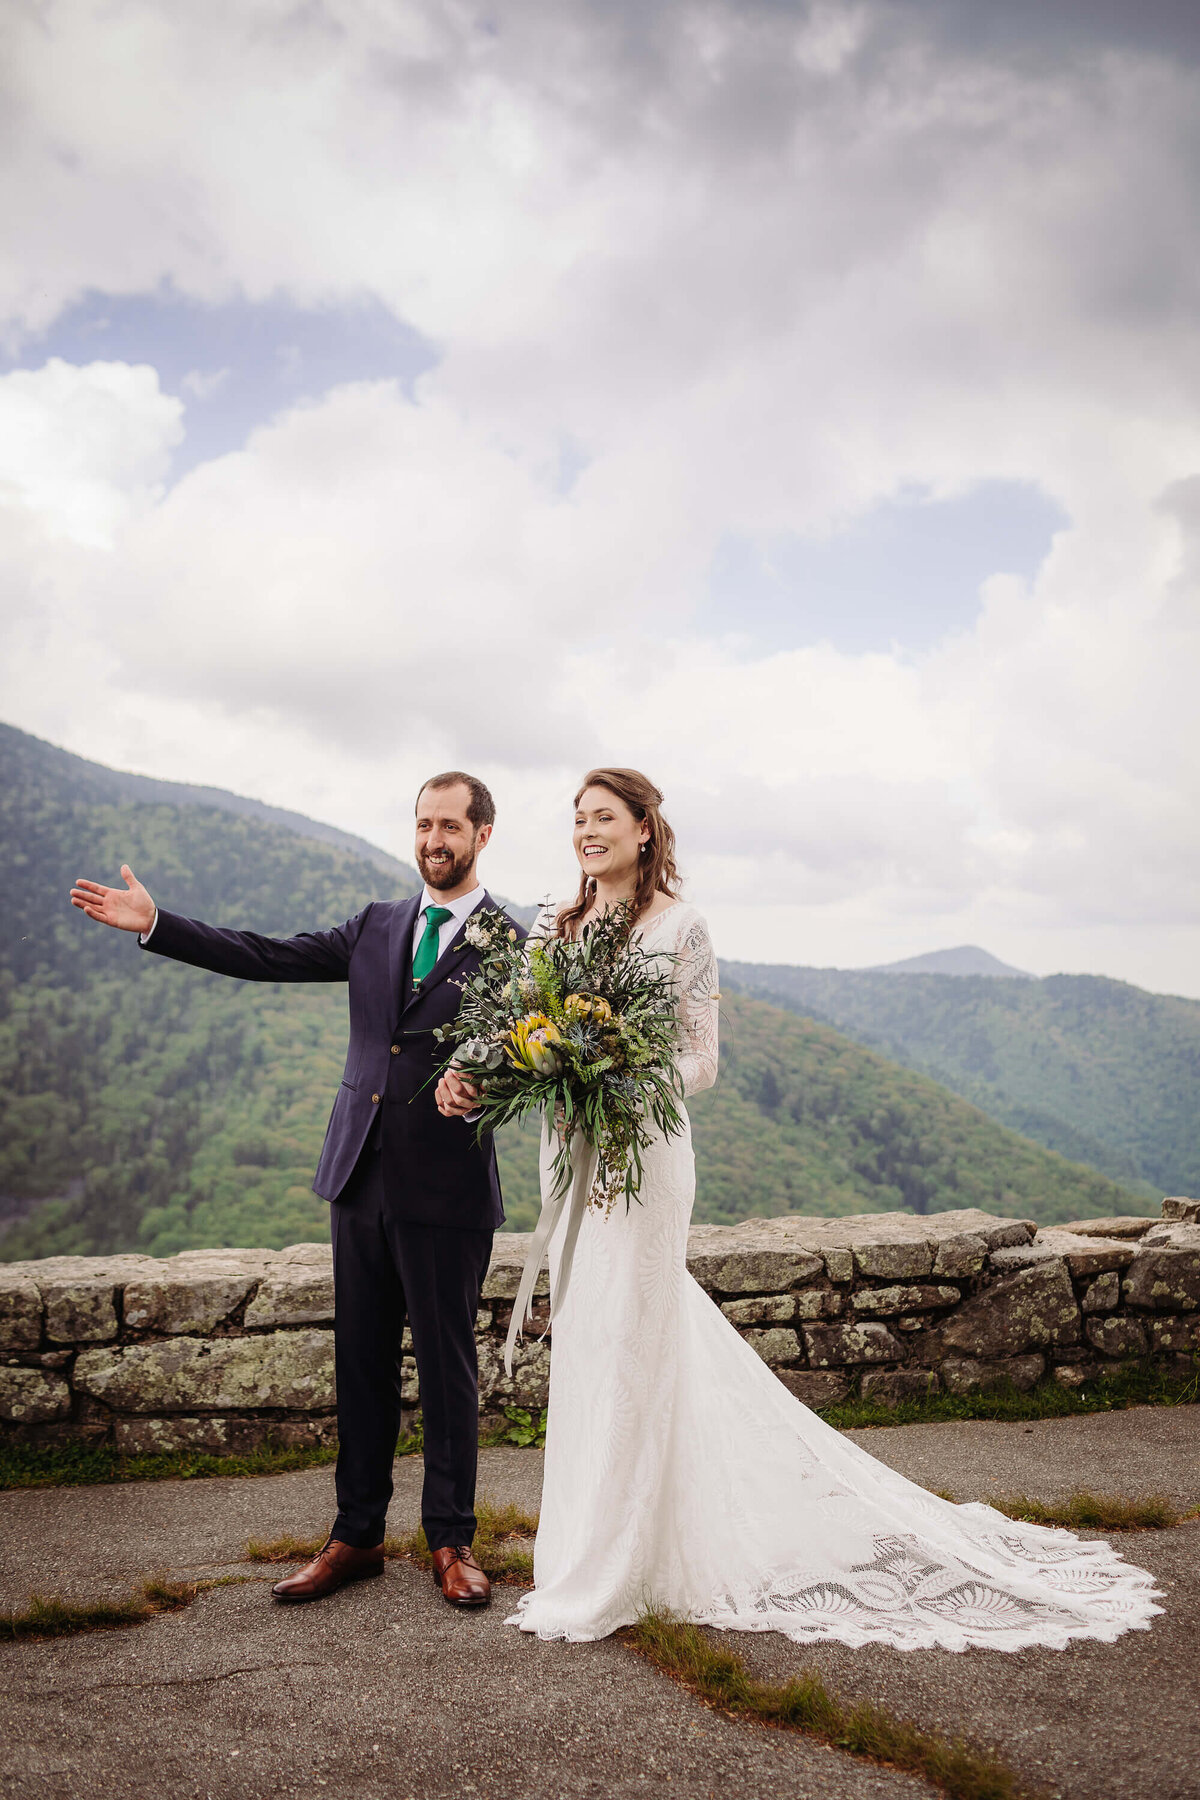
[412,905,453,984]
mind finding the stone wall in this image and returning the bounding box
[2,1200,1197,1453]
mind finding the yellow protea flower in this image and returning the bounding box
[506,1013,564,1075]
[563,992,613,1025]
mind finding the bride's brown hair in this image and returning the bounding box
[555,767,681,938]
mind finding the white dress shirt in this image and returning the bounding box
[414,883,486,1120]
[411,883,484,971]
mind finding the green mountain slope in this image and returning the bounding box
[720,960,1199,1196]
[1,729,423,1256]
[687,994,1134,1226]
[0,721,423,887]
[0,724,1142,1256]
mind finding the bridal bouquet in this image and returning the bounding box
[434,904,687,1213]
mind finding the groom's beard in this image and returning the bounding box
[417,838,479,891]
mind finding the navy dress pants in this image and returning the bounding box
[328,1140,494,1552]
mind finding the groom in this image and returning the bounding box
[70,772,524,1609]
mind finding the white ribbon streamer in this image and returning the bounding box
[504,1127,599,1377]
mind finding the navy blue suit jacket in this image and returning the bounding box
[142,892,523,1230]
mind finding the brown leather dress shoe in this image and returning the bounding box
[431,1545,491,1607]
[271,1537,385,1603]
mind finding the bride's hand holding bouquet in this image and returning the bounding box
[433,902,687,1216]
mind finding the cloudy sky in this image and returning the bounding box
[2,0,1199,993]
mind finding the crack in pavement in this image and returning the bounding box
[31,1659,326,1698]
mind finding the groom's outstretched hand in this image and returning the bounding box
[70,865,156,935]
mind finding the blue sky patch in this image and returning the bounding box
[4,287,439,477]
[703,481,1069,654]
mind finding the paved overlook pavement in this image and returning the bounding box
[0,1410,1197,1800]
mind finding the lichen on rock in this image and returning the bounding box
[0,1365,71,1423]
[74,1330,335,1414]
[939,1261,1080,1358]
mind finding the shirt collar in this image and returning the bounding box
[420,883,484,922]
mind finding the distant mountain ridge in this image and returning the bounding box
[720,957,1199,1196]
[0,722,421,887]
[870,945,1034,979]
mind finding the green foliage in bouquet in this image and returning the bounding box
[435,904,688,1212]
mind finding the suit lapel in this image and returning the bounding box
[389,894,422,1020]
[400,891,496,1017]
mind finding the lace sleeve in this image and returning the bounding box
[673,913,720,1097]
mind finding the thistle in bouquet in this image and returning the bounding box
[434,903,688,1213]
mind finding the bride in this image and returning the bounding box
[441,766,1162,1652]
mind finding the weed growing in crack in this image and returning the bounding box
[927,1485,1194,1530]
[625,1610,1032,1800]
[0,1575,252,1643]
[985,1491,1186,1531]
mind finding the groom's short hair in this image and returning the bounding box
[417,771,496,830]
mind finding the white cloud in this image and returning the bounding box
[2,1,1199,992]
[179,367,230,401]
[0,358,181,546]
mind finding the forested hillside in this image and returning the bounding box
[0,721,422,886]
[1,728,422,1256]
[721,960,1200,1196]
[0,725,1143,1258]
[687,994,1133,1225]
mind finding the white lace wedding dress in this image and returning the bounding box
[506,902,1163,1652]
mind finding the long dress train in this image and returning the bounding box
[506,902,1163,1652]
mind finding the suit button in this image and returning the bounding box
[371,1093,381,1105]
[390,1045,400,1054]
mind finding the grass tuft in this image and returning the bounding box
[0,1574,249,1643]
[243,1533,330,1564]
[245,1499,540,1584]
[396,1498,539,1583]
[822,1359,1200,1432]
[982,1490,1183,1531]
[626,1610,1032,1800]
